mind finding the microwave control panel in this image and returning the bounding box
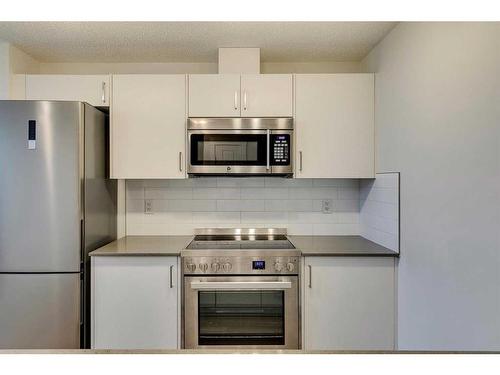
[271,134,291,165]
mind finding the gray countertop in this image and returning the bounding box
[288,235,399,256]
[89,236,193,256]
[90,235,398,257]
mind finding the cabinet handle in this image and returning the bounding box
[179,152,183,172]
[243,90,247,111]
[101,82,106,104]
[169,265,174,288]
[308,265,312,288]
[299,151,303,172]
[234,91,238,110]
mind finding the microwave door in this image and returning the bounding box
[188,130,270,175]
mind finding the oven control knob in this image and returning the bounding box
[274,262,283,272]
[186,263,196,273]
[222,262,232,272]
[286,262,294,272]
[199,263,209,272]
[211,262,220,272]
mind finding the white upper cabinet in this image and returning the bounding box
[25,75,111,107]
[295,74,375,178]
[188,74,293,117]
[240,74,293,117]
[111,74,186,179]
[188,74,240,117]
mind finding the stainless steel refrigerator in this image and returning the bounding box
[0,101,117,349]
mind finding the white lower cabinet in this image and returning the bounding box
[91,256,179,349]
[303,256,395,350]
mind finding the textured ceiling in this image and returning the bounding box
[0,22,396,63]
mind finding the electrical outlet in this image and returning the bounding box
[144,199,153,214]
[321,199,333,214]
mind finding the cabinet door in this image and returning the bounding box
[240,74,293,117]
[26,75,110,107]
[304,256,395,350]
[188,74,240,117]
[91,256,179,349]
[111,74,186,179]
[295,74,374,178]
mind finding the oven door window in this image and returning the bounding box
[190,134,267,166]
[198,290,285,346]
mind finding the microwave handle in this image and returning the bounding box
[266,129,270,171]
[190,281,292,290]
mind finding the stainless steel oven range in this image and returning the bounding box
[181,228,301,349]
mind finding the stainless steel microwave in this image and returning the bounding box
[187,118,293,176]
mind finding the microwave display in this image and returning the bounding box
[271,134,290,166]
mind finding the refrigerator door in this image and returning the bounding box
[0,273,80,349]
[0,101,82,272]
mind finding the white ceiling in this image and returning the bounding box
[0,22,396,63]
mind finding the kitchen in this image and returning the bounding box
[0,17,498,363]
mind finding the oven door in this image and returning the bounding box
[188,130,270,175]
[184,276,299,349]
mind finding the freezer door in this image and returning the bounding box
[0,273,80,349]
[0,101,82,272]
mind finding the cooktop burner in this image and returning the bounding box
[184,229,296,250]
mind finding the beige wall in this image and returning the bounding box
[0,42,9,99]
[37,61,363,74]
[9,45,40,74]
[362,22,500,350]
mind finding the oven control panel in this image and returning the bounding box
[182,255,300,275]
[271,134,290,166]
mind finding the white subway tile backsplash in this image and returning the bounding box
[126,199,146,213]
[334,199,360,212]
[192,212,217,223]
[217,200,241,212]
[166,199,193,211]
[288,188,313,199]
[264,188,289,199]
[191,177,217,188]
[127,187,144,199]
[241,212,288,224]
[240,188,266,199]
[140,179,169,188]
[265,199,312,212]
[167,179,193,188]
[312,223,360,235]
[265,178,313,188]
[216,188,240,199]
[191,200,217,212]
[126,177,376,236]
[286,223,313,235]
[240,200,266,212]
[215,212,241,223]
[193,188,218,199]
[338,187,359,200]
[360,173,399,252]
[145,187,192,200]
[217,177,264,187]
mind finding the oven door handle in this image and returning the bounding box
[190,281,292,290]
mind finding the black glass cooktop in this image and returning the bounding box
[186,234,296,250]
